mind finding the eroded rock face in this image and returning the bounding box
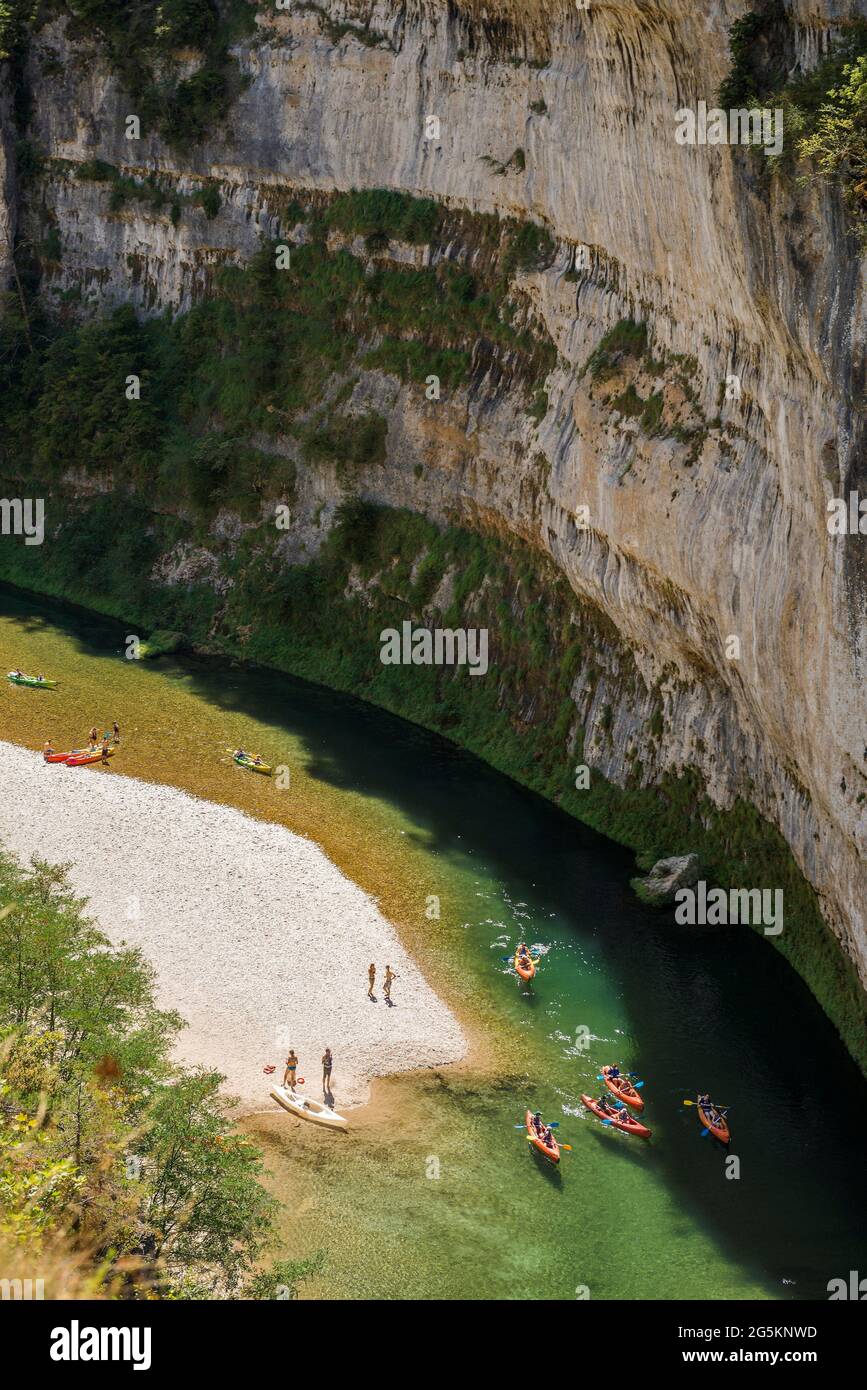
[633,854,702,907]
[2,3,865,992]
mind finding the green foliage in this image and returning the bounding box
[583,319,648,379]
[60,0,254,150]
[325,189,440,245]
[717,0,788,108]
[503,220,556,273]
[0,852,300,1295]
[197,184,221,219]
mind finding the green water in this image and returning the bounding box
[2,583,865,1301]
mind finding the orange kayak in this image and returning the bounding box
[698,1099,730,1144]
[514,946,536,981]
[525,1110,560,1164]
[601,1066,644,1111]
[582,1094,651,1139]
[65,748,116,767]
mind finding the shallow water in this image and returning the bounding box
[2,583,865,1301]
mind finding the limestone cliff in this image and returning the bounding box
[1,2,866,1020]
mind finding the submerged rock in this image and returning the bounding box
[631,854,700,907]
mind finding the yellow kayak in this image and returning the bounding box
[233,753,272,775]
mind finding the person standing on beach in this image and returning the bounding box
[283,1049,299,1092]
[383,965,397,1003]
[100,737,111,764]
[368,963,376,999]
[322,1047,333,1093]
[89,725,98,748]
[112,722,121,744]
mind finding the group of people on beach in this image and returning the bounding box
[44,722,120,763]
[367,962,397,1003]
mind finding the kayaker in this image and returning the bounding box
[283,1050,299,1092]
[608,1065,621,1079]
[253,754,264,766]
[322,1047,333,1092]
[531,1111,545,1136]
[383,964,396,1002]
[367,963,376,999]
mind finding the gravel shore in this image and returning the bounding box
[0,741,467,1112]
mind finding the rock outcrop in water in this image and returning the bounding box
[0,3,865,1046]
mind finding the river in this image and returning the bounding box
[2,583,865,1301]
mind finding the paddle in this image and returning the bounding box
[514,1120,561,1129]
[597,1073,644,1089]
[525,1135,572,1152]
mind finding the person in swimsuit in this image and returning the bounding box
[43,740,54,759]
[383,965,396,1002]
[112,722,120,744]
[89,726,98,748]
[283,1049,298,1091]
[368,963,376,999]
[100,737,111,764]
[322,1047,333,1092]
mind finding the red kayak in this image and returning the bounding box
[525,1110,560,1164]
[582,1094,651,1139]
[65,748,116,767]
[601,1065,644,1111]
[44,750,76,763]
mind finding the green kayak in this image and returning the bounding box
[7,671,59,689]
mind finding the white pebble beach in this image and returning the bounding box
[0,741,467,1112]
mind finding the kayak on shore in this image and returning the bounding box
[44,748,84,763]
[65,748,116,767]
[525,1109,560,1164]
[7,671,58,689]
[270,1086,348,1130]
[582,1094,652,1139]
[601,1065,644,1111]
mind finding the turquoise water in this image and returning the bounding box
[2,583,866,1300]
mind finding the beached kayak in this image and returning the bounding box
[698,1098,730,1144]
[514,947,536,981]
[7,672,58,689]
[601,1065,644,1111]
[65,748,116,767]
[233,753,272,776]
[270,1087,348,1130]
[44,749,81,763]
[582,1094,652,1139]
[525,1109,560,1164]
